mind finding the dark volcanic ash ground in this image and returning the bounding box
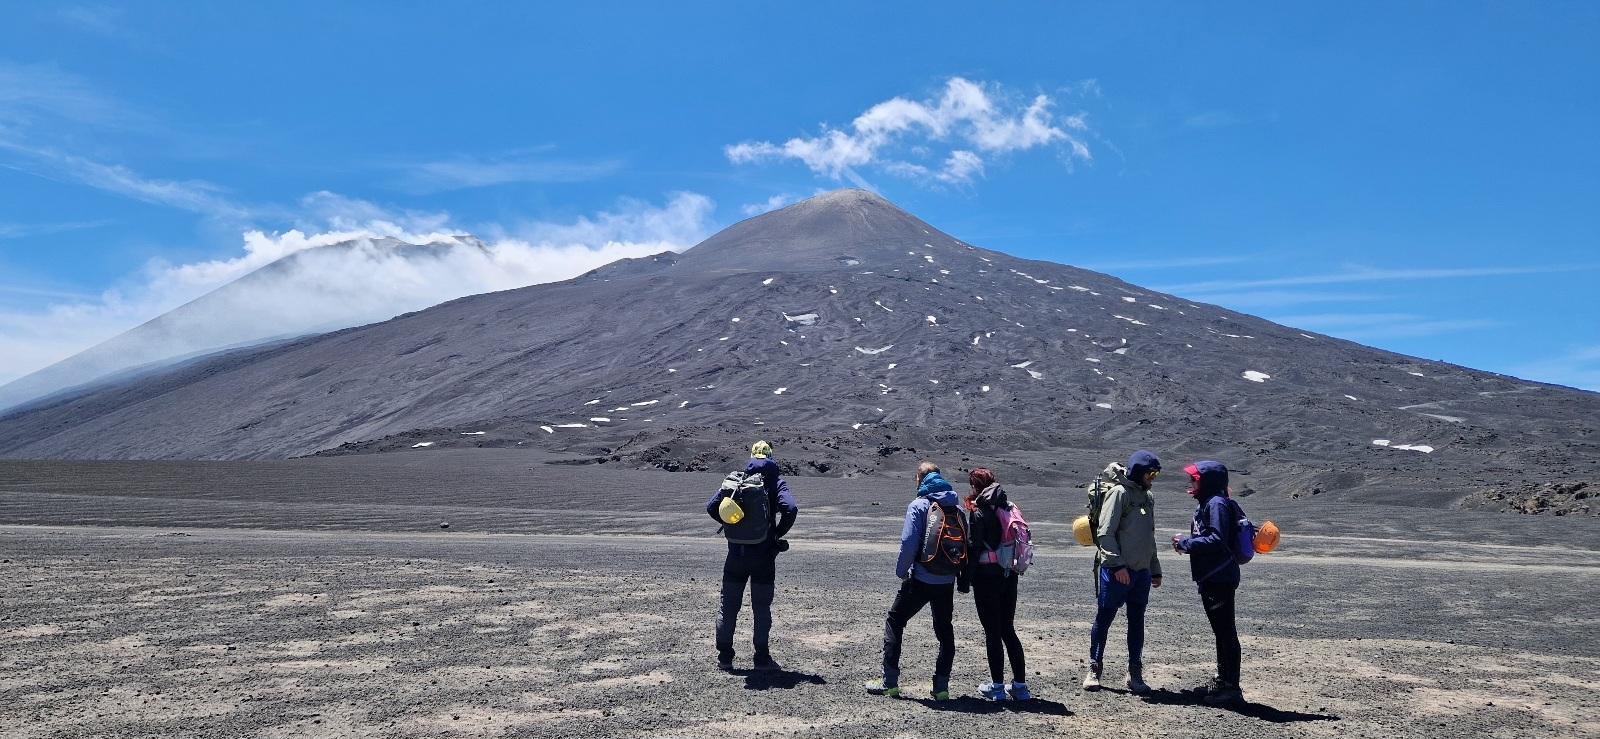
[0,190,1594,514]
[0,453,1596,738]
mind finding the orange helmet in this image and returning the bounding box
[1253,520,1280,554]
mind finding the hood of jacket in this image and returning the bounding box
[917,471,960,507]
[974,482,1008,509]
[746,457,780,489]
[1184,460,1229,499]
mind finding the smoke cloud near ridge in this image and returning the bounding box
[0,192,716,409]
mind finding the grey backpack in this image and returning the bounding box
[719,471,772,545]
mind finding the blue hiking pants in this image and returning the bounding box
[1088,565,1152,668]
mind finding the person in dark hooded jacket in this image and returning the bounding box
[958,468,1031,702]
[705,440,798,672]
[1171,460,1244,705]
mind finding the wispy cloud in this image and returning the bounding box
[0,283,98,301]
[1156,264,1592,294]
[1080,254,1257,271]
[1267,312,1505,340]
[0,220,111,240]
[1512,345,1600,392]
[1185,110,1242,128]
[55,5,128,38]
[0,139,260,221]
[392,149,624,194]
[726,77,1092,186]
[1182,290,1382,309]
[0,61,132,130]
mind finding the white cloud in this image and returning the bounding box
[740,193,796,217]
[0,192,716,399]
[725,77,1092,186]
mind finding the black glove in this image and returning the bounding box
[957,583,971,594]
[774,538,790,553]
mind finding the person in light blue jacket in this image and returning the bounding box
[865,461,964,700]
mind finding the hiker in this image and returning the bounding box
[1085,450,1163,694]
[705,440,798,672]
[1171,460,1245,705]
[865,461,967,700]
[958,468,1031,702]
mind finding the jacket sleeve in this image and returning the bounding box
[1094,485,1128,570]
[1149,496,1163,578]
[1180,498,1229,554]
[771,477,798,539]
[706,488,727,524]
[895,500,923,579]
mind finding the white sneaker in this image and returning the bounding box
[1082,664,1103,691]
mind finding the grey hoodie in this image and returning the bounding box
[1094,462,1162,577]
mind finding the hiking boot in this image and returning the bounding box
[1082,662,1103,691]
[863,679,901,698]
[1008,682,1033,701]
[1203,681,1244,706]
[716,656,734,672]
[978,682,1006,702]
[1127,664,1151,694]
[752,656,783,672]
[930,688,951,701]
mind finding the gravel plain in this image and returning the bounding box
[1,452,1597,738]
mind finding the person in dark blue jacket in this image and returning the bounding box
[865,461,964,700]
[1171,460,1244,705]
[705,440,798,672]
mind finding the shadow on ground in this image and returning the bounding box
[739,668,828,691]
[911,696,1073,716]
[1142,688,1339,723]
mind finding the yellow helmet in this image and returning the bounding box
[718,496,745,525]
[1072,515,1095,547]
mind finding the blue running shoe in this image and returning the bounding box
[978,682,1006,702]
[1008,682,1033,701]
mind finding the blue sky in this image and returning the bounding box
[1,2,1596,389]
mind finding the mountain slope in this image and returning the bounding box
[1,190,1595,507]
[0,237,490,412]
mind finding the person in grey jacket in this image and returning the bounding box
[1084,450,1163,694]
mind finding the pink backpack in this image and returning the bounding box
[993,504,1035,575]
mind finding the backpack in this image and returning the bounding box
[1224,497,1258,566]
[1198,497,1258,582]
[718,471,771,545]
[1082,477,1137,551]
[918,500,969,576]
[994,504,1034,575]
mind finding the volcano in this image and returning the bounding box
[1,190,1595,510]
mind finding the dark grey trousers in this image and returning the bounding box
[715,550,776,662]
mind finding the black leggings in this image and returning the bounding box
[1200,582,1241,685]
[972,572,1026,684]
[882,578,955,691]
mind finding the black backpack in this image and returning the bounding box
[719,471,771,545]
[918,501,969,576]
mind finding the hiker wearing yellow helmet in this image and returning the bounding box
[705,440,798,672]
